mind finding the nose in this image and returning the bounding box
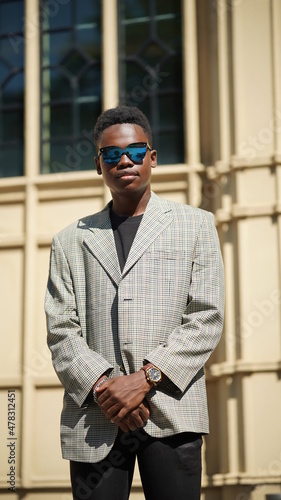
[117,152,134,167]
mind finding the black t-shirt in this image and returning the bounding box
[110,209,143,271]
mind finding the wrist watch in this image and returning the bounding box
[141,365,162,386]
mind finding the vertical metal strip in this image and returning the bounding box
[24,0,40,178]
[101,0,119,204]
[217,0,239,476]
[271,0,281,159]
[182,0,202,206]
[21,0,40,487]
[217,0,236,361]
[102,0,119,111]
[217,0,231,162]
[271,0,281,364]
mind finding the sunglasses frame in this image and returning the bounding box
[98,142,152,165]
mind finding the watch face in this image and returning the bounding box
[148,367,161,383]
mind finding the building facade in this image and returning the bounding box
[0,0,281,498]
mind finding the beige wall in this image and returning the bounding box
[0,0,281,498]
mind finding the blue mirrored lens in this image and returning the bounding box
[100,143,147,165]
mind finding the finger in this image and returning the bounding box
[104,404,135,424]
[117,421,130,433]
[124,418,138,432]
[132,414,146,428]
[120,411,144,430]
[138,406,150,420]
[134,403,149,421]
[97,387,129,408]
[101,404,121,420]
[95,379,118,404]
[142,399,150,410]
[95,379,111,395]
[115,415,132,432]
[95,389,113,405]
[98,392,122,412]
[107,399,141,421]
[130,419,143,430]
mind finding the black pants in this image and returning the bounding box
[70,430,202,500]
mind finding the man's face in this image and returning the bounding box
[95,123,157,198]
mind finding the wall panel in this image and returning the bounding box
[0,249,23,380]
[37,196,104,237]
[237,168,276,206]
[233,0,274,154]
[238,217,280,361]
[0,204,24,236]
[249,372,281,471]
[33,246,54,380]
[31,388,68,485]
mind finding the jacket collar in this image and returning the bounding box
[82,192,173,285]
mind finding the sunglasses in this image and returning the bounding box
[98,142,151,166]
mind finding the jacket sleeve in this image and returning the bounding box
[145,211,224,394]
[45,235,113,407]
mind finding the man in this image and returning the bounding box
[45,105,224,500]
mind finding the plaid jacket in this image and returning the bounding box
[45,192,224,463]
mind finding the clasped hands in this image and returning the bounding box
[94,371,151,433]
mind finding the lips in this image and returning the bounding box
[117,170,138,178]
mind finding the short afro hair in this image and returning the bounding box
[94,105,152,149]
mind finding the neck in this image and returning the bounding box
[111,189,151,217]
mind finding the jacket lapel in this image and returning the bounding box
[83,205,122,286]
[82,193,173,282]
[122,192,173,276]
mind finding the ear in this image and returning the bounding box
[95,156,102,175]
[150,149,157,169]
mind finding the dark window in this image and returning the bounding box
[40,0,102,174]
[0,0,24,177]
[118,0,184,164]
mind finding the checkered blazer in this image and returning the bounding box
[45,192,224,463]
